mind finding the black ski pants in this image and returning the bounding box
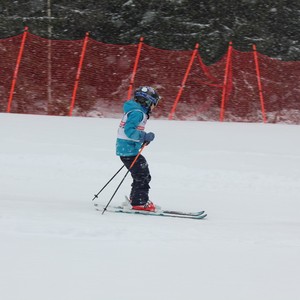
[120,154,151,206]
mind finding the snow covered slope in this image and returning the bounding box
[1,113,300,300]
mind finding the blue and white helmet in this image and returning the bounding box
[134,86,161,109]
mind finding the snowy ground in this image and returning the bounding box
[1,113,300,300]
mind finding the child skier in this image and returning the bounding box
[116,86,161,212]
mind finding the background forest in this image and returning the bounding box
[0,0,299,64]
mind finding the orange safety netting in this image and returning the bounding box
[0,29,299,123]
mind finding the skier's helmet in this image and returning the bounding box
[134,86,160,109]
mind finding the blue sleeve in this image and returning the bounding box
[124,110,144,141]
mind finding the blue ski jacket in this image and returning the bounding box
[116,100,148,157]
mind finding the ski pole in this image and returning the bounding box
[92,165,125,201]
[102,143,147,215]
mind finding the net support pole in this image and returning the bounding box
[168,43,199,120]
[69,32,89,116]
[127,37,144,100]
[220,41,233,122]
[253,44,267,123]
[7,26,28,113]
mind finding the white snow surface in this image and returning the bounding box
[1,113,300,300]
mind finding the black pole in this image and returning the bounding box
[92,165,125,201]
[101,168,131,215]
[102,143,147,215]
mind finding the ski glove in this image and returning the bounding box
[140,131,155,145]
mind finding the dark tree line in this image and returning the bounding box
[0,0,299,64]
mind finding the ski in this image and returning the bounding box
[110,207,207,220]
[94,203,207,220]
[158,209,205,217]
[122,195,205,217]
